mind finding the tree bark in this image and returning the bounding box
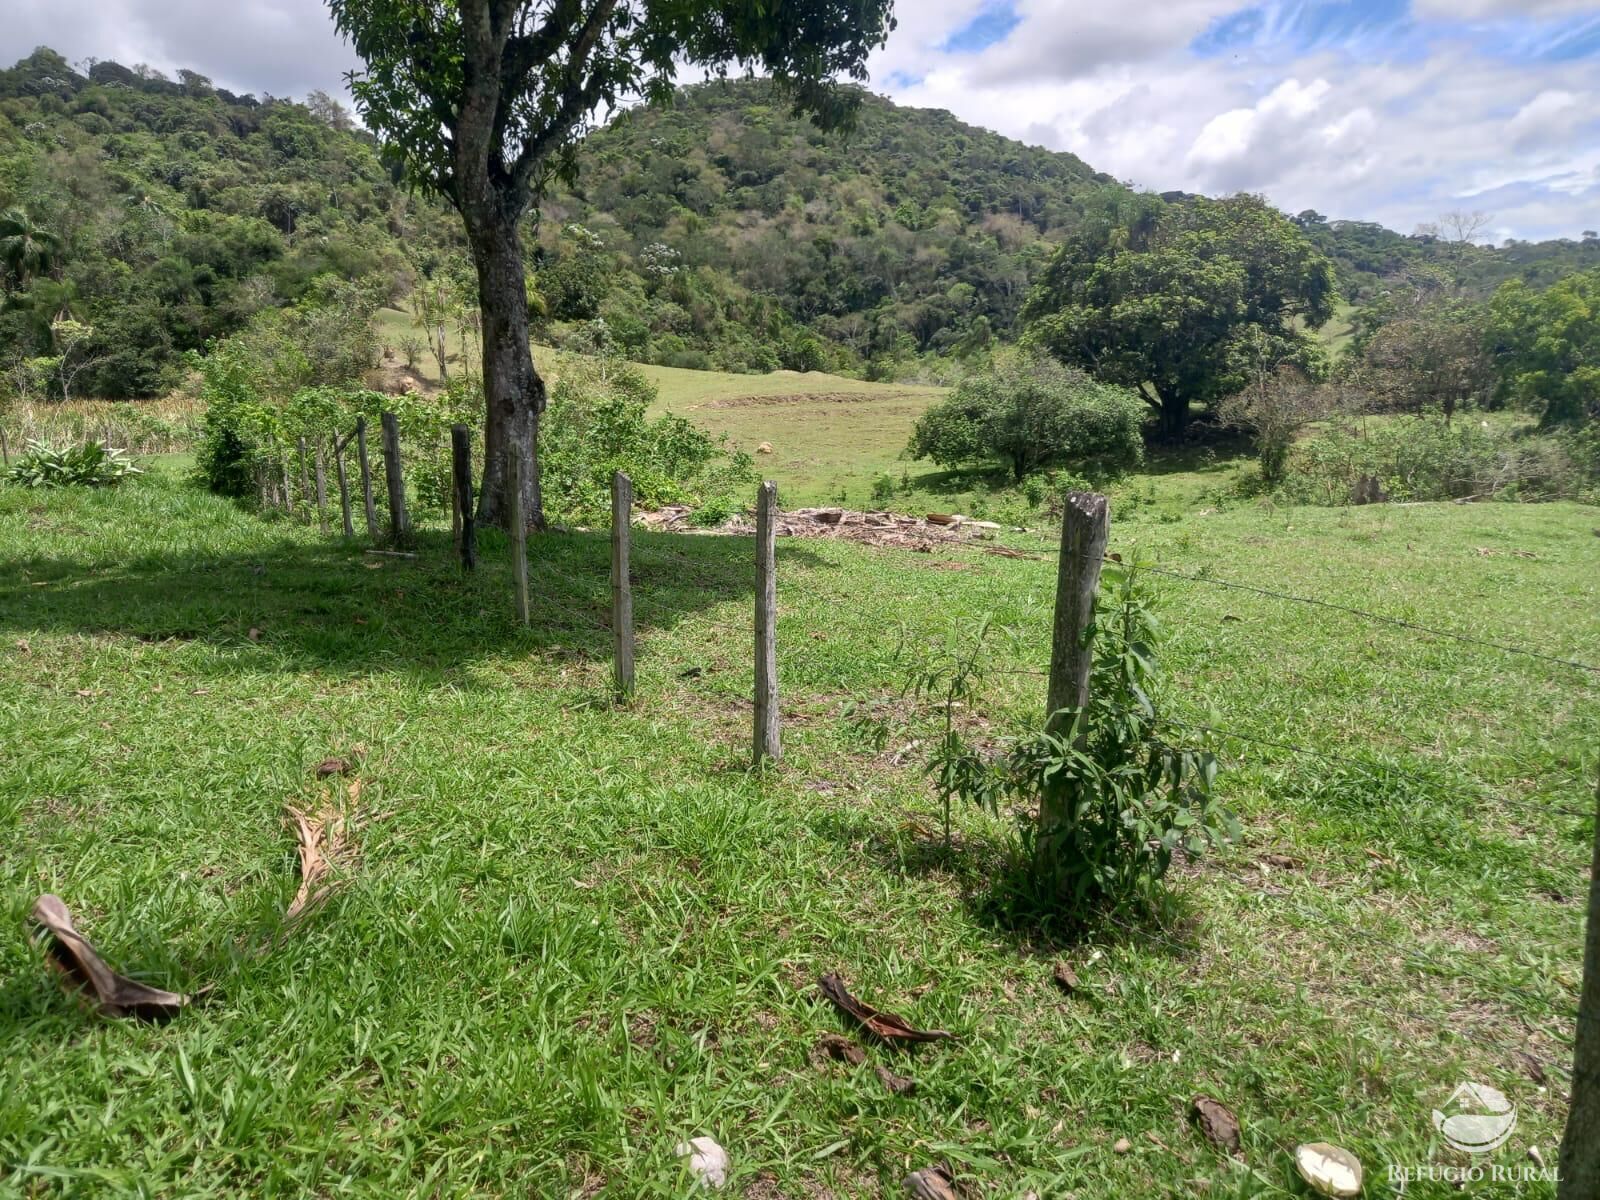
[465,214,544,530]
[1558,768,1600,1197]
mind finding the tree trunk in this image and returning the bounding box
[465,214,544,530]
[1559,768,1600,1197]
[1155,388,1188,441]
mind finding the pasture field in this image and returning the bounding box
[2,457,1596,1198]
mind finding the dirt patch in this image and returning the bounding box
[364,363,440,396]
[699,390,920,410]
[639,504,1026,555]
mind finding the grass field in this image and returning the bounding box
[2,458,1596,1197]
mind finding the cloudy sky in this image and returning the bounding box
[5,0,1598,242]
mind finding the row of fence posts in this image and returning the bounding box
[256,413,405,547]
[263,412,1095,780]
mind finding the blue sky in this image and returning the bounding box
[4,0,1597,241]
[869,0,1600,241]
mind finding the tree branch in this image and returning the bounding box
[503,0,620,201]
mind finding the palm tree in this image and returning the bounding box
[0,208,62,291]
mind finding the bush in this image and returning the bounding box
[5,439,142,488]
[540,357,754,525]
[856,565,1235,917]
[907,352,1145,481]
[1283,411,1595,503]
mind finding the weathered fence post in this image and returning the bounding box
[1045,492,1110,736]
[380,411,410,545]
[508,450,530,625]
[333,431,355,538]
[297,437,312,520]
[355,416,379,542]
[281,458,294,515]
[313,441,329,535]
[753,479,781,765]
[611,471,635,702]
[1559,765,1600,1198]
[451,424,475,571]
[1035,492,1109,876]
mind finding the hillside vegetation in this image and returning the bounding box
[4,47,1599,402]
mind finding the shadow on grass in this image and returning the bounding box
[0,525,825,681]
[812,805,1205,958]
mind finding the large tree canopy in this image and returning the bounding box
[329,0,897,526]
[1022,193,1338,439]
[1488,267,1600,427]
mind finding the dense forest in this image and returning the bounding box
[2,46,1598,399]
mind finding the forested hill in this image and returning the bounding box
[2,46,1597,399]
[534,79,1122,373]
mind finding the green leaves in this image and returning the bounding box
[1023,192,1339,439]
[1488,267,1600,427]
[906,351,1145,482]
[5,439,142,488]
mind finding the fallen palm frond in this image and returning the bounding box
[28,894,204,1022]
[281,777,364,930]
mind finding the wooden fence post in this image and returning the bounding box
[297,437,312,520]
[1036,492,1109,875]
[313,441,329,535]
[753,479,781,765]
[281,459,294,515]
[509,450,530,625]
[451,424,475,571]
[380,411,410,546]
[1559,765,1600,1198]
[355,416,379,542]
[611,471,635,701]
[1045,492,1110,736]
[333,432,355,538]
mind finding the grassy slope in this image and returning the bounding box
[2,464,1596,1198]
[373,306,948,508]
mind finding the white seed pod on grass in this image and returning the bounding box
[1294,1142,1363,1197]
[675,1136,729,1190]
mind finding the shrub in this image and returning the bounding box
[1217,366,1340,484]
[5,439,142,488]
[1283,411,1595,503]
[907,352,1145,482]
[856,565,1234,917]
[540,358,754,525]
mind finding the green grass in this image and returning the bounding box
[372,306,948,508]
[2,463,1595,1197]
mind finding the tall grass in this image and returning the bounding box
[0,396,202,459]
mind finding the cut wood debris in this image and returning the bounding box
[638,503,1022,554]
[818,972,954,1044]
[28,894,204,1022]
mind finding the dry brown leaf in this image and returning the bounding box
[875,1064,917,1095]
[812,1032,866,1067]
[902,1165,959,1199]
[1192,1095,1242,1156]
[28,894,201,1022]
[818,973,954,1044]
[283,802,349,925]
[315,757,350,779]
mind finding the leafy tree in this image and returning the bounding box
[327,0,897,528]
[1488,268,1600,426]
[1217,361,1338,484]
[1023,193,1338,439]
[1348,300,1492,421]
[0,207,61,290]
[907,351,1145,481]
